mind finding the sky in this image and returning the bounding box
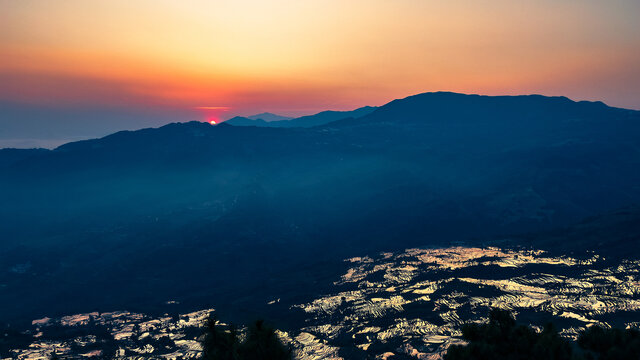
[1,0,639,148]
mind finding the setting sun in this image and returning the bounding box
[2,1,640,358]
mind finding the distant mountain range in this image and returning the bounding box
[225,106,377,127]
[1,91,639,323]
[246,112,293,122]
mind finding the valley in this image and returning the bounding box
[7,246,640,359]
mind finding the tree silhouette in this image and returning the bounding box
[201,317,240,360]
[201,317,291,360]
[445,309,574,360]
[445,309,640,360]
[578,325,640,360]
[240,320,292,360]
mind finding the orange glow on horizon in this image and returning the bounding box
[1,0,639,111]
[197,106,229,125]
[196,106,231,111]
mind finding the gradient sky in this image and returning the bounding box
[1,0,639,147]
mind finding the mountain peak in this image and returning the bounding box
[246,112,293,122]
[327,92,628,128]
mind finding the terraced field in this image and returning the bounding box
[288,247,640,358]
[6,247,640,359]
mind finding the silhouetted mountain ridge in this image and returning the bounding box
[329,92,627,128]
[0,148,49,168]
[247,112,292,122]
[225,106,376,128]
[0,91,639,322]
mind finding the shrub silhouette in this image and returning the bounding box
[201,317,291,360]
[445,309,640,360]
[240,320,292,360]
[445,309,574,360]
[578,326,640,360]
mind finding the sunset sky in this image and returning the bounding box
[1,0,639,147]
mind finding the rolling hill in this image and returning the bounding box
[225,106,376,127]
[1,92,639,322]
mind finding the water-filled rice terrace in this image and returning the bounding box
[9,247,640,359]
